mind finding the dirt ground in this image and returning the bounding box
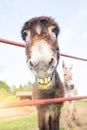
[0,106,36,120]
[60,101,87,130]
[0,101,87,130]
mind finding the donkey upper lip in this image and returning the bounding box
[37,77,52,85]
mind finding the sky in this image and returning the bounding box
[0,0,87,96]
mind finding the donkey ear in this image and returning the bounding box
[62,61,65,68]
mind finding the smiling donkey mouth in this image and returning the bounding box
[36,76,52,89]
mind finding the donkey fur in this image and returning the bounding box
[21,16,64,130]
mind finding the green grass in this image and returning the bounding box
[0,114,64,130]
[0,95,16,102]
[78,99,87,103]
[0,97,86,130]
[0,114,38,130]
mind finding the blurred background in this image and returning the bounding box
[0,0,87,96]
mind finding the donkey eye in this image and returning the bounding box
[22,32,28,41]
[52,27,58,37]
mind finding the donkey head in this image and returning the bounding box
[21,16,60,90]
[62,61,74,89]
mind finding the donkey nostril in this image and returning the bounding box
[70,85,74,89]
[49,58,54,65]
[29,61,33,67]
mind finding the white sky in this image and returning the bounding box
[0,0,87,96]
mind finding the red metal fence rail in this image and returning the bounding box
[0,38,25,47]
[0,38,87,62]
[0,38,87,109]
[0,96,87,108]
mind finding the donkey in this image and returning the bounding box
[21,16,64,130]
[62,61,80,127]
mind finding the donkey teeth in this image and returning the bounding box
[40,79,44,84]
[48,77,51,82]
[44,78,47,84]
[37,77,51,85]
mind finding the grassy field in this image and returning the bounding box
[0,95,16,102]
[0,100,87,130]
[0,113,64,130]
[0,114,38,130]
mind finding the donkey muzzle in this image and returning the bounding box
[28,60,56,89]
[27,39,58,89]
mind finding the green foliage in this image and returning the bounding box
[12,85,18,95]
[12,81,33,95]
[0,80,33,101]
[0,88,10,99]
[0,81,11,100]
[0,81,10,93]
[22,81,33,91]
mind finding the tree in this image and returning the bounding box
[0,81,11,93]
[0,81,11,98]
